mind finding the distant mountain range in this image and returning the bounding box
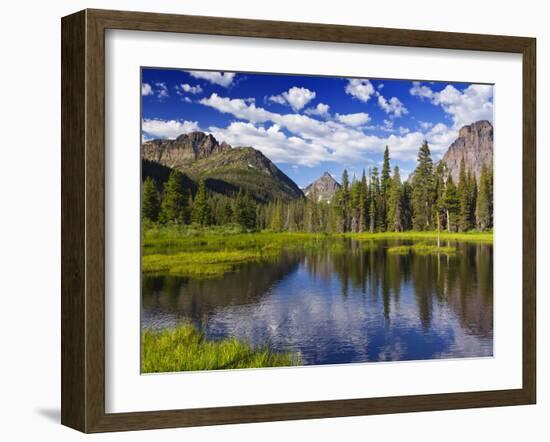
[142,120,493,203]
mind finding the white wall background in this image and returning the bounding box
[0,0,546,440]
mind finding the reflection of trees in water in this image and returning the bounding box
[302,239,492,335]
[446,242,493,337]
[143,240,493,338]
[142,253,301,320]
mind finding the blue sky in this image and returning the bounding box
[141,68,493,188]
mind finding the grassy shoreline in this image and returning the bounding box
[141,225,492,277]
[142,324,299,372]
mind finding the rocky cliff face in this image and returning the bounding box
[304,172,341,203]
[142,131,231,169]
[442,120,493,182]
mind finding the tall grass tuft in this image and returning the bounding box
[142,324,300,373]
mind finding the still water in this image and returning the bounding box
[142,240,493,365]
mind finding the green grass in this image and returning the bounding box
[142,249,277,278]
[142,225,491,277]
[411,242,457,255]
[347,230,493,243]
[387,242,458,256]
[142,324,300,373]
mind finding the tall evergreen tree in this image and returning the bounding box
[381,146,392,229]
[359,169,368,232]
[336,169,351,232]
[192,179,212,226]
[234,189,257,229]
[141,177,160,222]
[350,178,361,232]
[159,170,188,224]
[369,167,380,232]
[468,170,477,230]
[476,163,491,230]
[443,175,459,232]
[458,157,472,232]
[401,181,413,231]
[411,141,434,230]
[386,166,403,232]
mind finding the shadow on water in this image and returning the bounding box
[142,239,493,365]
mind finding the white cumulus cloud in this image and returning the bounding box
[378,95,408,117]
[335,112,371,127]
[269,87,316,111]
[142,119,200,139]
[154,82,169,100]
[304,103,331,118]
[141,83,153,96]
[177,83,203,94]
[345,79,375,103]
[188,71,236,87]
[198,92,465,166]
[410,81,493,129]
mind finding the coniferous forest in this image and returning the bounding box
[142,141,493,234]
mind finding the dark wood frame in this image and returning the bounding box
[61,8,536,433]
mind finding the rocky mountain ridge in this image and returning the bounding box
[142,132,303,202]
[142,131,231,169]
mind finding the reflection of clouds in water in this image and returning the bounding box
[204,263,491,365]
[142,241,494,365]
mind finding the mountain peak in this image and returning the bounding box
[143,131,231,169]
[304,172,341,203]
[442,120,493,182]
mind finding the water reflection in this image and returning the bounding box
[142,240,493,365]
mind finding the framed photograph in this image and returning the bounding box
[61,9,536,433]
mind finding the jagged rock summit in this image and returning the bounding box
[142,131,231,169]
[441,120,493,182]
[304,171,341,203]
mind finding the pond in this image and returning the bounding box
[141,239,493,366]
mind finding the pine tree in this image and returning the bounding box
[243,192,257,229]
[433,162,447,245]
[340,169,351,232]
[220,199,233,225]
[401,181,413,231]
[159,170,188,224]
[476,163,491,230]
[457,157,472,232]
[381,146,392,229]
[386,166,403,232]
[269,199,283,231]
[411,141,434,230]
[369,167,380,232]
[443,175,459,232]
[305,191,318,232]
[359,169,368,232]
[141,177,160,222]
[191,179,212,226]
[468,170,477,230]
[350,178,361,232]
[233,189,257,229]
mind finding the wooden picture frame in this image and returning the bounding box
[61,8,536,433]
